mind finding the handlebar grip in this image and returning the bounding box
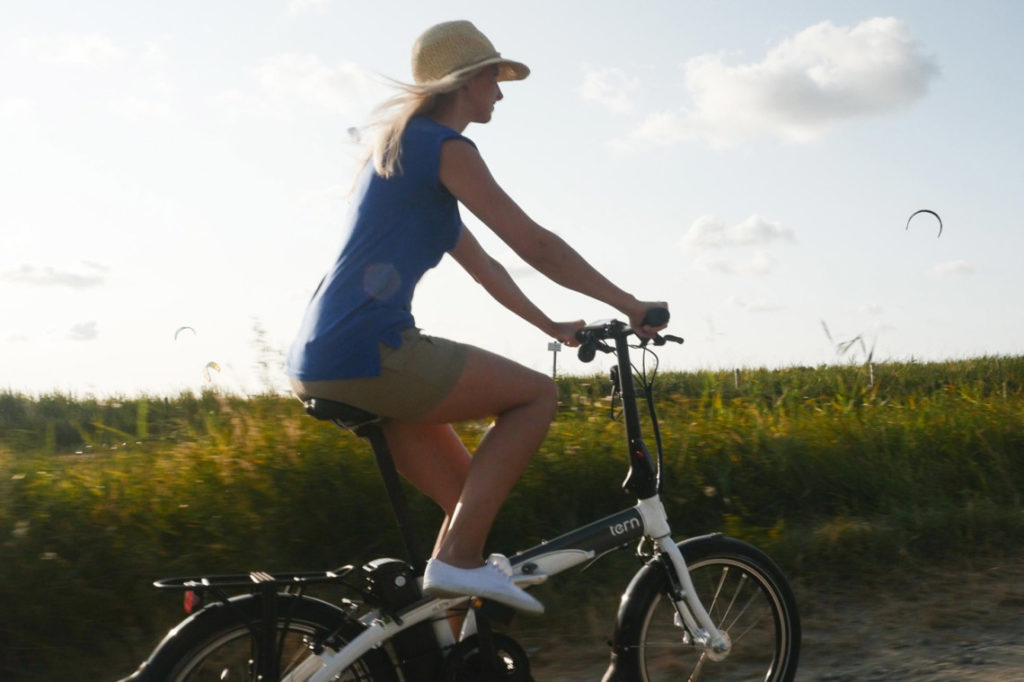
[641,307,670,328]
[577,343,597,363]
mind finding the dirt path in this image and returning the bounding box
[521,555,1024,681]
[793,556,1024,681]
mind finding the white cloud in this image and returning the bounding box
[680,215,729,248]
[680,214,794,250]
[69,321,99,341]
[214,54,383,123]
[933,260,974,276]
[728,295,785,313]
[623,17,937,148]
[609,111,687,151]
[17,32,125,67]
[690,254,735,274]
[81,261,110,274]
[690,250,775,275]
[252,53,381,117]
[730,215,795,246]
[744,250,775,275]
[578,67,640,115]
[1,263,108,289]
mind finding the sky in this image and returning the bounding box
[2,0,1023,397]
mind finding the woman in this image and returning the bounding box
[286,20,667,615]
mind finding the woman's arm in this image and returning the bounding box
[439,139,666,334]
[450,224,584,345]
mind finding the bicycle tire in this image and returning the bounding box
[607,534,800,682]
[128,593,399,682]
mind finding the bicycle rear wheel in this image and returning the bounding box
[610,534,800,682]
[136,594,398,682]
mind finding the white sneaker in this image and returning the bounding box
[423,558,544,615]
[487,553,514,576]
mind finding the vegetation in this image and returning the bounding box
[2,356,1023,680]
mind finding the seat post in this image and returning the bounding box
[352,422,429,575]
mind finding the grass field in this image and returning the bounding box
[2,355,1023,680]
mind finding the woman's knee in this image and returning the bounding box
[422,347,557,423]
[506,366,557,416]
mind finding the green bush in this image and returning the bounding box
[1,356,1023,680]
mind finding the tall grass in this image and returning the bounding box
[2,356,1023,680]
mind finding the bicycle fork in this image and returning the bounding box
[637,496,732,660]
[513,493,731,660]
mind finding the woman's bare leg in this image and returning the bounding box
[382,422,473,635]
[382,346,556,567]
[382,421,470,556]
[416,346,557,568]
[381,344,556,621]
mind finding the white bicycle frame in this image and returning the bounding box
[292,495,729,682]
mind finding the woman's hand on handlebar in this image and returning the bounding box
[624,300,670,339]
[549,320,586,347]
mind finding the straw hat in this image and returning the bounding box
[411,20,530,85]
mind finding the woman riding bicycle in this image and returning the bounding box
[286,19,667,615]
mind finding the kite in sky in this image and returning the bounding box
[202,361,221,382]
[906,209,943,238]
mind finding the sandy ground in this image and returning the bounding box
[519,555,1024,681]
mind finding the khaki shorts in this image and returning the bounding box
[290,328,468,422]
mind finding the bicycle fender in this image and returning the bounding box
[601,533,724,682]
[116,602,224,682]
[115,593,354,682]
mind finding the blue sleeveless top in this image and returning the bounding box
[286,117,473,380]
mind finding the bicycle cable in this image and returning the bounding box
[634,339,666,494]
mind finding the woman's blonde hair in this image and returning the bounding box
[368,72,474,178]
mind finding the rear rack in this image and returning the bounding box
[154,566,363,619]
[153,566,358,592]
[150,565,365,679]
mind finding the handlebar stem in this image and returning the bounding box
[612,330,658,499]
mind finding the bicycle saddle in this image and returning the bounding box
[303,397,380,428]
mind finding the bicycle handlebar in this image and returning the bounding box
[575,308,681,363]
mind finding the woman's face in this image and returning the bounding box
[464,65,503,123]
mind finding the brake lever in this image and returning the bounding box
[643,333,684,348]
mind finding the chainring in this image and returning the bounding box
[439,633,532,682]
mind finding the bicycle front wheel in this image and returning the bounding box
[610,534,800,682]
[136,594,399,682]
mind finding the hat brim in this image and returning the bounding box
[449,55,530,83]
